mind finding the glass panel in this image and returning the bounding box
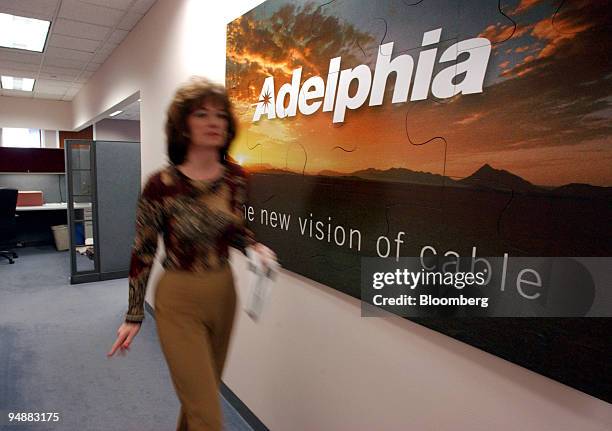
[71,207,89,220]
[75,247,95,272]
[72,221,86,247]
[70,145,91,170]
[73,223,95,272]
[67,140,97,279]
[84,220,94,243]
[71,208,94,238]
[72,170,92,198]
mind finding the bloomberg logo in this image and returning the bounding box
[252,28,492,123]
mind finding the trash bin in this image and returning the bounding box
[51,225,69,251]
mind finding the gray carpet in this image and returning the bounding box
[0,246,253,431]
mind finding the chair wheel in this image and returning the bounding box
[12,252,18,258]
[9,259,15,264]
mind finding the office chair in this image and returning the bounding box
[0,188,19,264]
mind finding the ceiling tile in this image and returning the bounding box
[132,0,157,15]
[58,0,124,27]
[1,89,35,97]
[117,12,143,31]
[77,0,133,11]
[107,29,128,45]
[36,78,73,88]
[35,89,69,97]
[96,42,117,57]
[34,92,65,99]
[52,18,111,41]
[74,70,94,82]
[84,62,102,72]
[91,51,110,64]
[34,86,69,95]
[39,65,82,80]
[0,67,37,78]
[48,34,101,52]
[45,46,93,62]
[43,56,88,69]
[90,42,117,63]
[64,86,81,98]
[0,49,42,64]
[0,63,40,75]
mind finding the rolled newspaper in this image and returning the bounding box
[244,247,280,321]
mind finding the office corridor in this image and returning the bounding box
[0,246,253,431]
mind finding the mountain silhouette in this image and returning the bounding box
[246,163,299,175]
[318,167,449,186]
[459,164,539,192]
[253,163,609,198]
[553,183,612,200]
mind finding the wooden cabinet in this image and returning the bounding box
[0,147,66,173]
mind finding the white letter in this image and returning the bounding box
[369,42,414,106]
[410,28,442,101]
[323,57,341,112]
[431,37,491,99]
[253,76,276,121]
[420,245,437,270]
[333,64,372,123]
[276,67,302,118]
[442,251,460,273]
[298,76,324,115]
[517,269,542,299]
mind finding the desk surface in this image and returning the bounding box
[16,202,91,211]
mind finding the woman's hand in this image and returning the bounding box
[252,242,279,272]
[107,321,141,357]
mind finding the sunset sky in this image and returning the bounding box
[226,0,611,187]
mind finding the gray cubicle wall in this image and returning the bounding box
[66,139,140,284]
[0,173,66,203]
[95,141,140,280]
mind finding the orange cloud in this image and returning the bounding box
[501,11,594,79]
[454,112,485,125]
[227,3,373,104]
[532,15,592,60]
[478,23,531,46]
[512,0,542,14]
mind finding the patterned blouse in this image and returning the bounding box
[125,160,257,323]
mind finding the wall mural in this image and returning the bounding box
[226,0,611,402]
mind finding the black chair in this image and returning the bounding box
[0,188,19,264]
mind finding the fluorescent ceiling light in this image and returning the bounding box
[109,110,123,117]
[1,75,35,91]
[0,13,50,52]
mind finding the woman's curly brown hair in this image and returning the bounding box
[165,76,238,166]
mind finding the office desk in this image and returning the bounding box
[16,202,91,212]
[16,203,91,247]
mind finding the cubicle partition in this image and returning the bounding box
[65,139,140,284]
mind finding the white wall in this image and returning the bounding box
[0,96,72,130]
[54,0,612,429]
[43,130,58,148]
[95,119,140,142]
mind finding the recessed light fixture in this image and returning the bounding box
[0,13,50,52]
[109,110,123,117]
[1,75,35,91]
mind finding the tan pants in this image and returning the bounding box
[154,265,237,431]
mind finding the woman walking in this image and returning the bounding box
[108,76,277,430]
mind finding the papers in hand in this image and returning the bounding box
[244,247,280,321]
